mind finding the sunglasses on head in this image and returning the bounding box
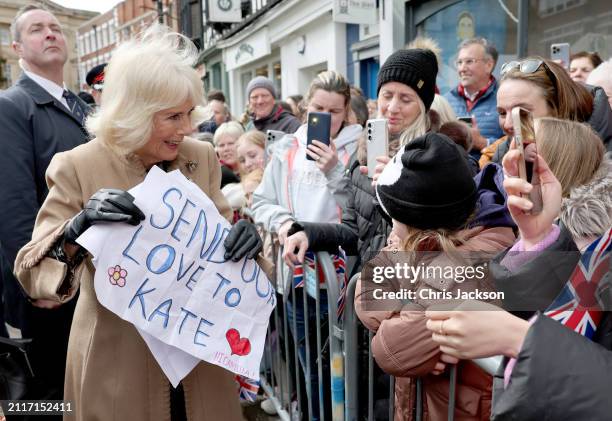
[500,59,545,76]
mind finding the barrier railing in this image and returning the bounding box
[259,248,501,421]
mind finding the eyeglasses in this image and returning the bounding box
[500,59,545,76]
[454,58,487,67]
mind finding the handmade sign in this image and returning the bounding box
[78,167,275,386]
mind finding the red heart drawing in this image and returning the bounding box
[226,328,251,356]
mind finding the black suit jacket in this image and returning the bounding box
[0,73,89,329]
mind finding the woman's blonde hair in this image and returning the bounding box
[213,121,245,145]
[431,94,457,125]
[237,130,265,150]
[305,70,351,111]
[535,117,605,197]
[87,25,205,155]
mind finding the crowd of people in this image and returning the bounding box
[0,2,611,421]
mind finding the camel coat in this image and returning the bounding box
[14,137,245,421]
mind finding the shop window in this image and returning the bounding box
[414,0,518,94]
[255,65,268,77]
[241,71,254,110]
[528,0,612,60]
[273,62,282,99]
[211,62,222,90]
[0,26,10,45]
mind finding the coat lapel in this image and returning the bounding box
[17,73,90,128]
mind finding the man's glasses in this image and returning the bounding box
[500,59,545,76]
[454,58,487,67]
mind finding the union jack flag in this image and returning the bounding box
[544,227,612,339]
[234,374,260,402]
[292,250,348,321]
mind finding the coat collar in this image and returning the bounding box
[16,72,90,127]
[119,140,196,180]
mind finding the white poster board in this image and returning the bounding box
[78,167,275,386]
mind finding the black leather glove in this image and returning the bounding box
[223,220,263,262]
[64,188,145,244]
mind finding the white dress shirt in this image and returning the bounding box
[24,70,70,110]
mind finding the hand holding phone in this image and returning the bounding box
[265,130,285,161]
[511,107,542,214]
[366,119,389,178]
[551,43,570,70]
[457,116,473,127]
[306,112,331,161]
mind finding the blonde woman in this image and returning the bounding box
[14,26,261,421]
[213,121,244,186]
[283,49,440,270]
[236,130,266,174]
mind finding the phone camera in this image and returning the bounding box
[311,117,318,126]
[368,129,372,134]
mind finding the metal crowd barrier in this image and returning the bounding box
[259,251,500,421]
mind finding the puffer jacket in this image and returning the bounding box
[300,131,403,271]
[247,103,301,134]
[586,84,612,151]
[356,225,516,421]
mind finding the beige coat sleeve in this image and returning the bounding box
[203,141,232,222]
[15,152,84,302]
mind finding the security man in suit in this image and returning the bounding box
[0,3,90,403]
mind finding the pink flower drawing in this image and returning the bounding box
[108,265,127,287]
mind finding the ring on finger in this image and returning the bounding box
[439,320,446,335]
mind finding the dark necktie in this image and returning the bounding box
[62,90,86,125]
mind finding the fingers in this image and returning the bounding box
[90,189,145,222]
[305,148,320,161]
[224,221,246,258]
[228,235,260,262]
[502,149,521,177]
[283,248,296,268]
[359,165,368,175]
[507,195,534,213]
[438,345,461,359]
[296,241,307,264]
[440,353,459,365]
[503,177,532,197]
[31,299,61,309]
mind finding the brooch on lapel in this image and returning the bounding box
[185,161,198,173]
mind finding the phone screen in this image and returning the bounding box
[306,112,331,161]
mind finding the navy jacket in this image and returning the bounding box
[0,73,89,328]
[445,79,504,146]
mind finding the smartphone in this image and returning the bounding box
[366,119,389,178]
[265,129,285,161]
[511,107,542,214]
[551,43,570,70]
[306,112,331,161]
[457,116,473,127]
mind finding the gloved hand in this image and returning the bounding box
[224,220,263,261]
[64,188,145,244]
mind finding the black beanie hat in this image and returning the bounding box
[375,133,477,230]
[376,49,438,110]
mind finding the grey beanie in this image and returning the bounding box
[246,76,276,100]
